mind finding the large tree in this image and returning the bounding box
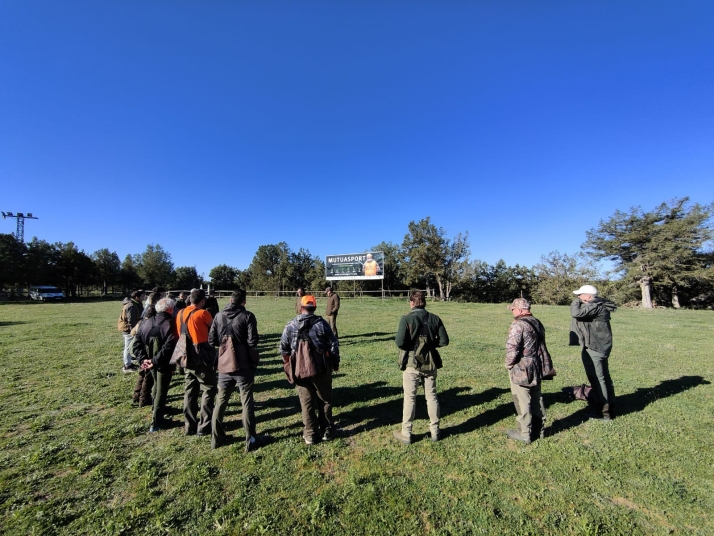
[400,218,469,300]
[583,198,714,308]
[174,266,203,290]
[0,234,27,293]
[248,242,291,292]
[91,248,121,295]
[55,242,94,297]
[208,264,239,289]
[135,244,174,288]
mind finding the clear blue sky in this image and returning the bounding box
[2,1,713,278]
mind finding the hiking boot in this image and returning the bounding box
[149,426,161,433]
[430,430,441,442]
[393,430,412,445]
[304,435,315,445]
[322,427,336,442]
[506,429,532,444]
[122,364,138,373]
[588,413,612,422]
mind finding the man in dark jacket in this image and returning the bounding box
[393,290,449,444]
[118,289,145,373]
[325,286,340,339]
[133,297,177,432]
[208,289,265,451]
[280,295,340,444]
[204,289,220,319]
[505,298,555,444]
[570,284,617,420]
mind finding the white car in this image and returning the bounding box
[29,286,65,301]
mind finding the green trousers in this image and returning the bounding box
[150,368,172,429]
[581,348,615,417]
[509,379,546,439]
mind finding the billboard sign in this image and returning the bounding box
[325,251,384,281]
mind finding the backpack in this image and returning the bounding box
[283,317,327,383]
[216,311,260,374]
[399,313,443,371]
[117,302,131,332]
[170,309,197,368]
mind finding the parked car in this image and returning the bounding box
[29,286,65,301]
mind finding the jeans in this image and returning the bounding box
[122,333,134,367]
[212,369,256,448]
[401,367,440,438]
[295,372,334,441]
[183,365,217,435]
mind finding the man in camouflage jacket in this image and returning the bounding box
[505,298,555,444]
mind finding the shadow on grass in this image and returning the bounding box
[440,387,512,437]
[0,321,27,327]
[548,375,710,435]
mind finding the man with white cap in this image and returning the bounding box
[505,298,555,444]
[570,285,617,420]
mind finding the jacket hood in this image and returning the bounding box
[297,312,318,329]
[593,297,617,311]
[222,302,245,320]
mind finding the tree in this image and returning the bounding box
[55,242,94,297]
[25,238,60,289]
[0,234,27,293]
[400,218,469,300]
[248,242,291,291]
[371,241,404,291]
[91,248,121,295]
[209,264,239,289]
[135,244,174,288]
[120,254,142,292]
[174,266,202,290]
[533,251,598,305]
[584,198,714,308]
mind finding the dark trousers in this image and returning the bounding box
[150,368,172,429]
[212,369,256,448]
[295,372,334,441]
[581,348,615,417]
[133,368,154,406]
[184,365,217,435]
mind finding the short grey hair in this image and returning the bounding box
[156,298,175,314]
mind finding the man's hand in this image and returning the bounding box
[141,361,154,370]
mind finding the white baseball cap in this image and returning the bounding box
[573,284,598,296]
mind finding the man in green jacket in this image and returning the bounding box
[570,284,617,420]
[393,290,449,444]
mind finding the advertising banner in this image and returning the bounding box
[325,252,384,281]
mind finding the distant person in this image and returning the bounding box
[205,289,220,318]
[140,291,161,320]
[117,289,145,373]
[176,289,216,436]
[295,288,305,315]
[133,297,178,432]
[209,289,265,452]
[175,292,188,313]
[280,295,340,444]
[363,253,381,277]
[325,286,340,339]
[505,298,555,444]
[393,290,449,444]
[570,285,617,421]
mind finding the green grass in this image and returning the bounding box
[0,298,712,535]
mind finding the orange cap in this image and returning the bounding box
[301,295,317,308]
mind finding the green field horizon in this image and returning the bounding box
[1,298,712,535]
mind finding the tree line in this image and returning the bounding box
[1,198,711,308]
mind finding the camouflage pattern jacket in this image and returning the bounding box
[506,314,555,387]
[280,313,340,374]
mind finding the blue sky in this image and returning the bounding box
[1,1,713,279]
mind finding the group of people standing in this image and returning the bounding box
[116,282,616,451]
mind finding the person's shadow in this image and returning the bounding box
[548,375,710,435]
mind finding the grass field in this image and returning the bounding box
[0,297,712,535]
